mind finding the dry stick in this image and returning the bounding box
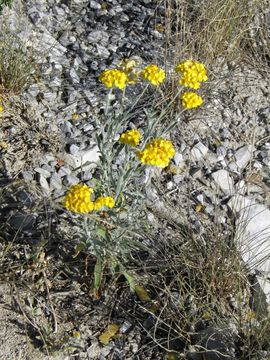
[43,270,58,334]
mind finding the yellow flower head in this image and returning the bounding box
[181,91,203,109]
[99,69,128,90]
[140,64,165,86]
[64,184,95,213]
[175,60,208,89]
[0,105,4,114]
[119,129,141,147]
[136,138,175,168]
[94,196,115,210]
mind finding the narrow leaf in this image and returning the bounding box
[73,243,85,258]
[93,258,103,291]
[97,227,107,240]
[134,285,151,301]
[122,271,136,292]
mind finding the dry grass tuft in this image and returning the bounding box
[241,0,270,71]
[0,21,37,97]
[132,212,270,358]
[163,0,265,71]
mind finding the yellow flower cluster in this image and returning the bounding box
[64,184,115,214]
[140,64,165,86]
[136,138,175,168]
[99,61,166,89]
[181,91,203,109]
[119,129,142,147]
[175,60,208,89]
[99,69,128,90]
[94,196,115,210]
[64,184,94,213]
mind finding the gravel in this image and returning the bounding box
[1,0,270,358]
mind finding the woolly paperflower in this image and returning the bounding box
[0,105,4,115]
[94,196,115,210]
[181,91,203,109]
[136,138,175,168]
[119,129,142,147]
[64,184,95,213]
[99,69,128,90]
[140,64,165,86]
[175,60,208,89]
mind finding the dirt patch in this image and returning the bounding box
[0,283,53,360]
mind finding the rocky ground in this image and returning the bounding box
[1,0,270,359]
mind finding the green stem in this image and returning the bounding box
[104,88,113,116]
[120,86,126,111]
[114,146,131,200]
[160,108,186,135]
[118,262,136,292]
[142,87,183,143]
[124,83,149,117]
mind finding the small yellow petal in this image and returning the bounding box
[71,113,79,120]
[73,331,81,338]
[99,324,119,345]
[195,204,205,213]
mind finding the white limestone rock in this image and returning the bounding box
[227,195,252,214]
[173,152,184,166]
[190,142,208,161]
[212,169,235,195]
[63,145,100,170]
[228,195,270,274]
[235,145,253,169]
[257,276,270,305]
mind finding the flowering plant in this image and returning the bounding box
[64,58,207,294]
